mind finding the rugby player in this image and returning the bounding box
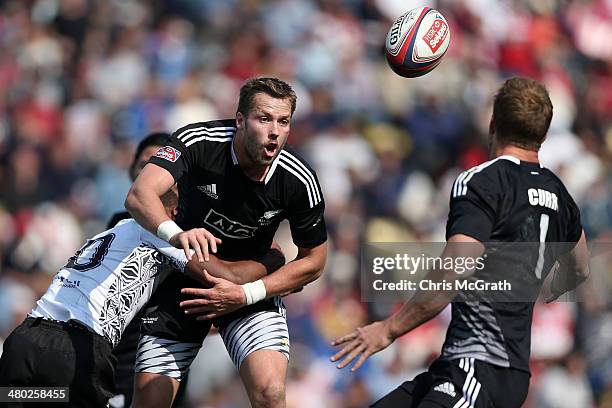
[0,186,278,407]
[332,77,589,408]
[125,77,328,408]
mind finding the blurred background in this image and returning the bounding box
[0,0,610,407]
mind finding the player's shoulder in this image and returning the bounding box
[276,145,323,207]
[468,155,520,177]
[172,119,237,148]
[452,155,519,196]
[102,218,140,237]
[539,166,577,203]
[539,166,568,190]
[278,145,317,173]
[87,219,143,251]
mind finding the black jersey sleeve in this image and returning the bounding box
[285,162,327,248]
[147,124,200,181]
[563,188,583,244]
[446,168,500,242]
[147,120,236,181]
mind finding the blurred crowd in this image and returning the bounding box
[0,0,611,407]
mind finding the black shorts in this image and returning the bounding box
[139,273,282,342]
[371,358,529,408]
[0,317,116,408]
[110,312,142,407]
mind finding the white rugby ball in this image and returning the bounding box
[385,7,451,78]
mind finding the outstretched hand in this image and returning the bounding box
[330,320,394,372]
[170,228,222,263]
[179,269,246,320]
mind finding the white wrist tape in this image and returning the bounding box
[156,220,183,242]
[242,279,267,305]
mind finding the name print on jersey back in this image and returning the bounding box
[527,188,558,211]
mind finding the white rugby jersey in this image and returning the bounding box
[31,219,188,347]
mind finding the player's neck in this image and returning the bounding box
[234,133,270,182]
[242,163,269,182]
[495,144,539,164]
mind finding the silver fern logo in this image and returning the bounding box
[198,184,218,199]
[258,210,282,226]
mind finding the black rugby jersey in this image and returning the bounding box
[441,155,582,373]
[148,119,327,260]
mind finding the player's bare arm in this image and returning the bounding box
[126,163,221,262]
[547,230,589,302]
[125,163,175,232]
[262,241,327,295]
[182,254,268,288]
[179,241,327,320]
[330,234,484,371]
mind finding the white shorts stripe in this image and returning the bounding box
[466,377,477,402]
[226,317,288,367]
[452,397,468,408]
[134,335,201,380]
[470,381,482,407]
[134,301,289,379]
[227,319,287,362]
[219,298,289,369]
[222,312,274,351]
[453,358,482,408]
[462,358,474,396]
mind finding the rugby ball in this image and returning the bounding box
[385,7,451,78]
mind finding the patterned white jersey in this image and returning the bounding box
[31,219,188,347]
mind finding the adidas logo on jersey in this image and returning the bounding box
[198,184,218,199]
[433,382,456,397]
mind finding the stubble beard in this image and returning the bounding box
[244,122,275,166]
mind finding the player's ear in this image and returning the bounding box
[236,111,245,129]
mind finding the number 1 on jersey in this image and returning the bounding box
[534,214,550,279]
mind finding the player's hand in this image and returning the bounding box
[179,269,246,320]
[170,228,222,263]
[330,320,393,372]
[544,261,563,303]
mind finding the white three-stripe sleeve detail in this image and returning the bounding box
[280,151,321,202]
[453,171,469,198]
[278,161,315,208]
[176,126,236,142]
[184,135,233,147]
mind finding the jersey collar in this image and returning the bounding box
[499,154,543,168]
[498,155,521,164]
